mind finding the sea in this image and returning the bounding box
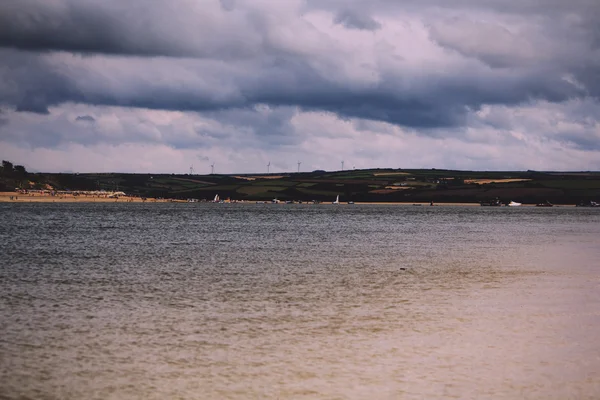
[1,203,599,400]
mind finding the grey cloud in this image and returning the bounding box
[0,0,169,56]
[0,103,302,152]
[0,0,598,139]
[15,102,50,114]
[352,120,395,134]
[0,110,101,148]
[8,0,594,60]
[75,115,96,122]
[308,0,599,17]
[0,47,587,131]
[212,106,299,145]
[0,0,262,59]
[469,99,600,151]
[187,107,300,150]
[0,50,82,114]
[333,10,381,31]
[573,64,600,99]
[427,18,537,68]
[0,109,6,128]
[556,132,600,151]
[219,0,236,12]
[3,101,600,172]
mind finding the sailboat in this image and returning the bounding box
[212,194,220,203]
[333,195,340,205]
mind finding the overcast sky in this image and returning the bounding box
[1,0,599,173]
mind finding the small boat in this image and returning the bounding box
[212,194,220,203]
[332,195,340,205]
[536,200,554,207]
[480,198,502,206]
[348,201,355,205]
[508,201,521,207]
[576,200,599,207]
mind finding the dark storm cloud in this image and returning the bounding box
[0,0,599,144]
[0,48,586,131]
[0,0,259,58]
[333,10,381,31]
[0,50,83,114]
[0,0,173,56]
[15,103,50,114]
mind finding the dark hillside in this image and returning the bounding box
[2,160,599,204]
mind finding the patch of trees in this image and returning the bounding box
[1,160,27,177]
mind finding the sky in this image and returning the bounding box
[1,0,599,173]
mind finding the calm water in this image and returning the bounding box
[1,203,599,399]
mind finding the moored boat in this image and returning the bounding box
[576,200,599,207]
[536,200,553,207]
[480,198,502,206]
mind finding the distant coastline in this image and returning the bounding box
[1,192,580,207]
[2,161,599,205]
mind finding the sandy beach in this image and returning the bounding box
[0,192,179,203]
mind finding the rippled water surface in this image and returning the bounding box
[1,203,599,399]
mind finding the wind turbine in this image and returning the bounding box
[189,165,194,175]
[297,161,301,173]
[210,163,215,175]
[341,160,344,171]
[267,161,271,174]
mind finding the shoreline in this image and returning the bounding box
[0,192,180,203]
[0,192,576,206]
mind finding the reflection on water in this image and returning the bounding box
[1,204,599,399]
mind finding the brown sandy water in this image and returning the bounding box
[1,203,599,399]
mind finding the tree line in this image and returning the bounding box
[1,160,27,176]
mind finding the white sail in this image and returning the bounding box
[333,195,339,204]
[213,194,219,202]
